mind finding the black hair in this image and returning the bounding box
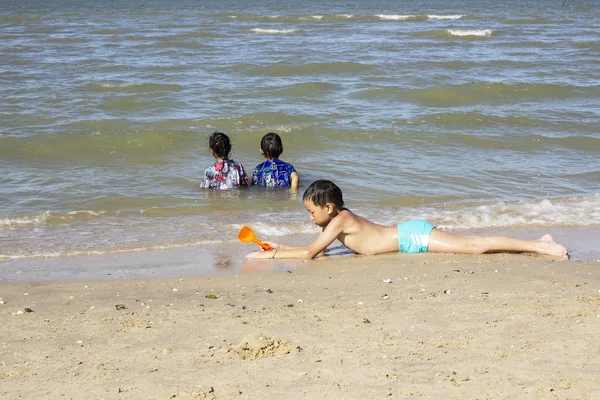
[303,180,344,210]
[209,131,231,159]
[260,132,283,159]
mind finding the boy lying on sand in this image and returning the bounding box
[246,180,569,260]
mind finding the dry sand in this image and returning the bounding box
[1,253,599,399]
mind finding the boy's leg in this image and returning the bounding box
[427,229,568,258]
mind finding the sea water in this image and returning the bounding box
[1,0,599,280]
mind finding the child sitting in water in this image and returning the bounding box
[251,132,299,189]
[200,131,249,190]
[246,179,569,260]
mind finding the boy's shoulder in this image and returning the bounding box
[332,208,357,225]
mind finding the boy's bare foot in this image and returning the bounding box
[539,234,569,259]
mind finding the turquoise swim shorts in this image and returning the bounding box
[397,219,435,253]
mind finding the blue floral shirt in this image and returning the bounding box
[252,159,296,187]
[200,159,249,190]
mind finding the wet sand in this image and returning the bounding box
[2,225,598,284]
[1,252,599,399]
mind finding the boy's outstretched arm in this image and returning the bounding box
[246,217,344,260]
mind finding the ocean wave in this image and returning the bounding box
[504,17,551,24]
[225,13,471,23]
[0,210,112,227]
[411,111,542,129]
[272,81,344,97]
[376,14,423,21]
[359,195,600,231]
[0,111,317,161]
[152,31,227,40]
[430,196,600,230]
[427,15,465,20]
[90,28,135,35]
[413,29,494,39]
[231,15,290,21]
[0,126,196,161]
[244,61,374,76]
[90,81,184,92]
[548,135,600,152]
[370,82,600,107]
[229,14,357,22]
[399,112,600,137]
[67,210,107,217]
[0,211,51,226]
[448,29,493,37]
[0,15,42,24]
[250,28,298,34]
[149,40,219,50]
[43,37,88,44]
[573,41,600,51]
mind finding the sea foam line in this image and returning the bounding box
[0,211,51,226]
[376,14,416,20]
[447,29,493,37]
[0,210,109,226]
[413,196,600,230]
[250,28,298,34]
[428,15,465,20]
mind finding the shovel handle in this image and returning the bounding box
[253,239,273,252]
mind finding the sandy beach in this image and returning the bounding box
[2,1,599,399]
[1,253,598,399]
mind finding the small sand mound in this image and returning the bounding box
[233,333,292,360]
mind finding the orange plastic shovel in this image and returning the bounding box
[237,226,273,251]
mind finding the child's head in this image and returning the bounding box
[303,180,344,210]
[209,131,231,159]
[260,132,284,160]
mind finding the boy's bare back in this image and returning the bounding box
[324,209,399,255]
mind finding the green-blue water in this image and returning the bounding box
[1,0,599,272]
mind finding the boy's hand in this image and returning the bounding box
[263,241,279,250]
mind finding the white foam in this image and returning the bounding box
[310,15,324,20]
[447,29,493,37]
[67,210,106,217]
[376,14,415,20]
[428,15,465,20]
[97,82,140,88]
[335,14,354,19]
[408,195,600,230]
[0,210,50,226]
[250,28,298,34]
